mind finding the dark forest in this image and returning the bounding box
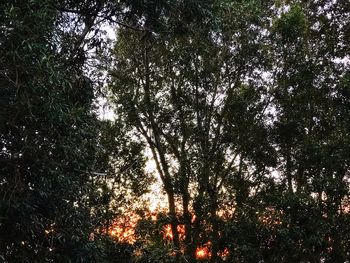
[1,1,350,262]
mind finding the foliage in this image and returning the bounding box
[1,0,350,262]
[0,0,148,261]
[108,0,350,262]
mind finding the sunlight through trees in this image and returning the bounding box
[1,0,350,262]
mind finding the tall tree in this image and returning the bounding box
[109,1,275,261]
[264,1,350,261]
[0,0,149,261]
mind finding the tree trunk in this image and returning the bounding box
[183,194,196,263]
[210,200,221,263]
[166,190,181,260]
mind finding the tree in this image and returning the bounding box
[108,1,275,261]
[259,1,350,261]
[108,0,350,262]
[2,0,349,262]
[0,0,150,261]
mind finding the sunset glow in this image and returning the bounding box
[162,224,186,242]
[107,211,230,260]
[108,212,141,244]
[195,242,212,260]
[259,207,283,226]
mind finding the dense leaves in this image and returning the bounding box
[1,0,350,262]
[0,0,148,262]
[108,0,350,262]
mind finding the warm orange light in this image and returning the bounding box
[196,248,207,259]
[191,214,196,223]
[218,247,229,259]
[133,248,143,257]
[163,224,173,240]
[162,224,186,241]
[259,207,282,226]
[195,242,212,260]
[107,211,231,261]
[108,212,141,244]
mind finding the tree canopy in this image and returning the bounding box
[1,0,350,262]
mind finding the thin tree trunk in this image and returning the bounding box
[286,148,293,194]
[210,200,221,263]
[183,193,196,263]
[141,33,182,258]
[167,190,181,260]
